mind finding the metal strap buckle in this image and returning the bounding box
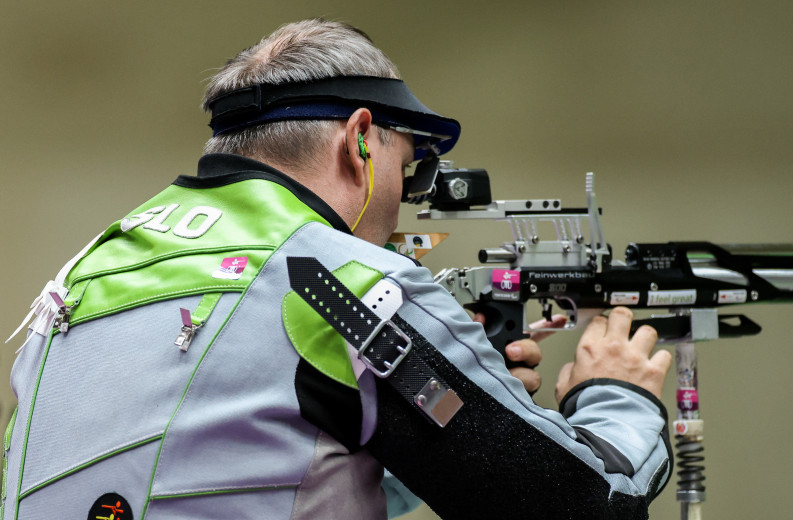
[358,320,413,378]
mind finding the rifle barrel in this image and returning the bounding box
[720,244,793,255]
[692,267,793,292]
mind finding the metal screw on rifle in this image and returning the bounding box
[563,244,571,253]
[650,283,659,291]
[529,284,538,294]
[594,284,602,293]
[531,236,540,244]
[518,244,527,253]
[751,290,759,301]
[429,379,440,390]
[445,275,455,285]
[576,235,584,243]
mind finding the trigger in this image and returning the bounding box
[542,302,553,323]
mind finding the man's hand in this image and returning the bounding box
[474,314,567,395]
[554,307,672,404]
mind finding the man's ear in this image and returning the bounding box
[344,108,374,188]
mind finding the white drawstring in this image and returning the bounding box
[6,233,102,353]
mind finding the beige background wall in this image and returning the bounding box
[1,1,791,518]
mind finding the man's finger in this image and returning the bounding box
[630,324,659,354]
[555,362,575,403]
[505,339,542,367]
[557,361,573,383]
[528,314,568,342]
[508,366,542,395]
[604,306,634,340]
[649,348,673,373]
[578,315,608,346]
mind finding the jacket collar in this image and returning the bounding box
[174,153,352,235]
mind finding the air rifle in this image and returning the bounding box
[401,156,793,519]
[402,157,793,351]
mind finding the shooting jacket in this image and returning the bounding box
[3,153,671,519]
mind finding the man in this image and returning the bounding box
[3,19,672,519]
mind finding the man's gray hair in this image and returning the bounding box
[202,19,399,168]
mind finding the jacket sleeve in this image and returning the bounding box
[364,264,671,520]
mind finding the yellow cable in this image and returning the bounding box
[351,142,374,232]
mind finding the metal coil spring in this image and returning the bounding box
[676,436,706,492]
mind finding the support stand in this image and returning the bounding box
[673,341,706,520]
[670,308,717,520]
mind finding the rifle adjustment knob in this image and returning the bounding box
[447,177,469,200]
[479,248,517,264]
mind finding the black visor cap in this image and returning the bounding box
[208,76,461,160]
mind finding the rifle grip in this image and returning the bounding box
[466,300,528,368]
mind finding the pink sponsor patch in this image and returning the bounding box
[676,389,699,412]
[212,256,249,280]
[492,269,520,292]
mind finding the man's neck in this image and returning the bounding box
[245,152,362,240]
